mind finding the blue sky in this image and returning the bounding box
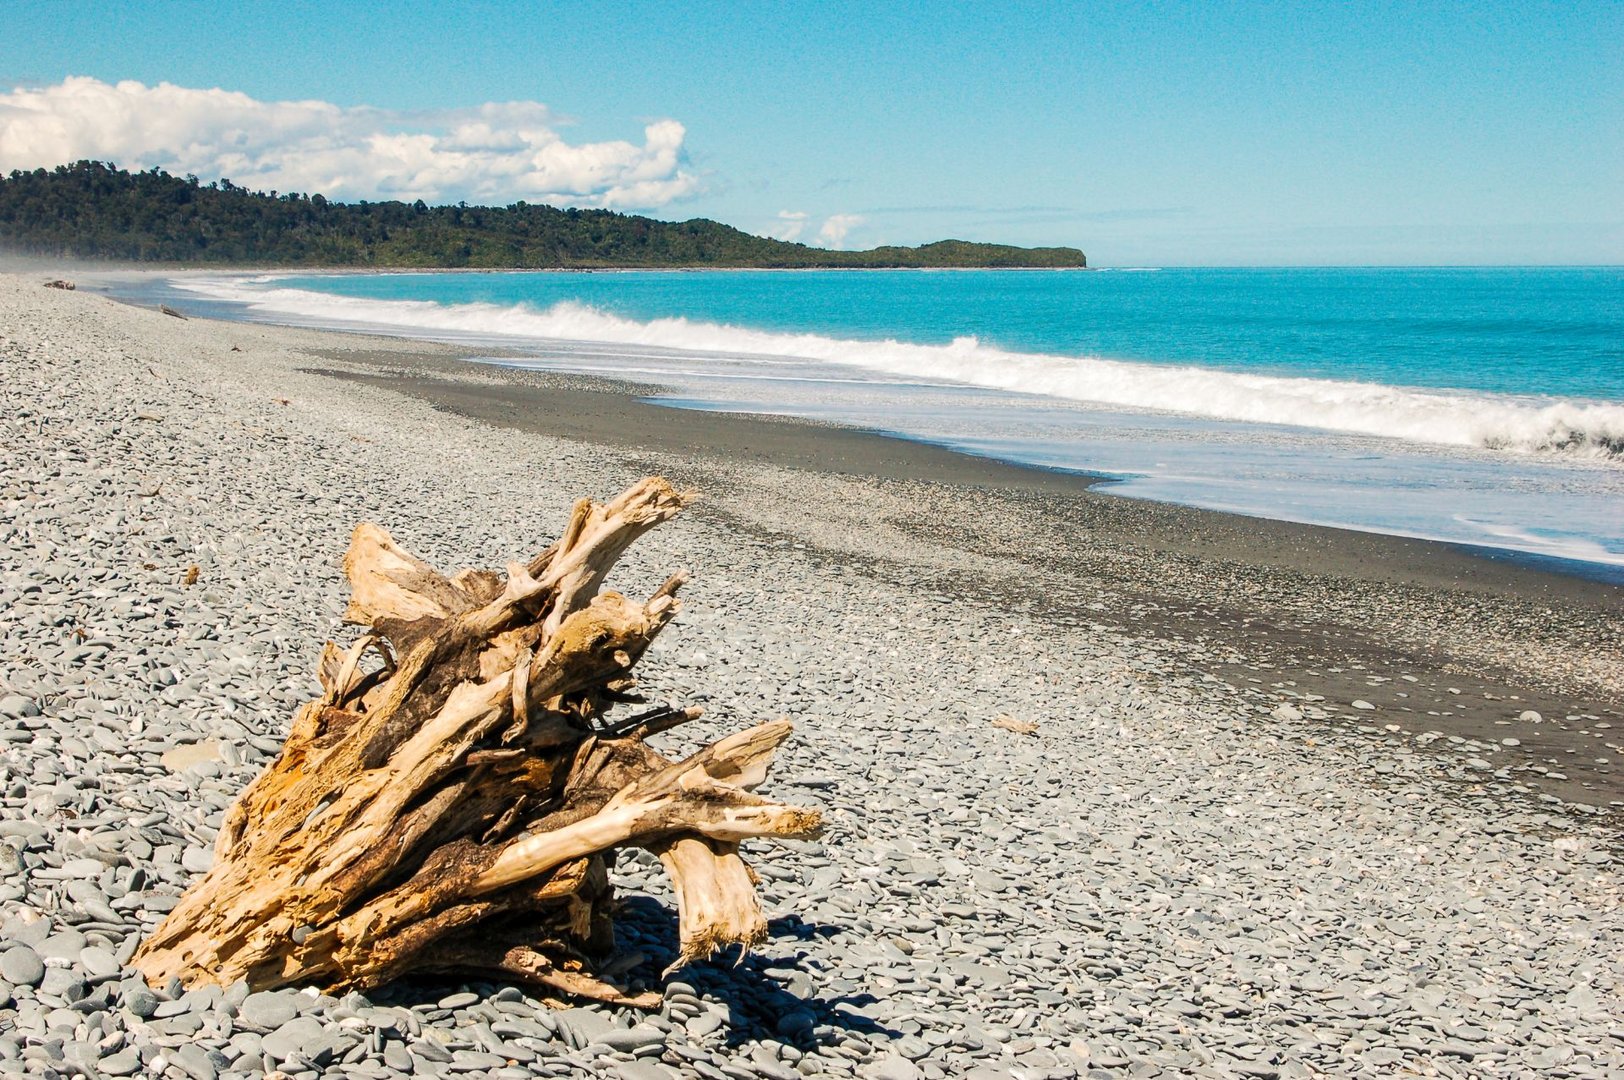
[1,1,1619,264]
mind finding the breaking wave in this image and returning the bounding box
[176,278,1624,461]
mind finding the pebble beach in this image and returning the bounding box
[1,274,1621,1079]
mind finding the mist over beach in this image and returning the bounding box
[1,3,1621,1079]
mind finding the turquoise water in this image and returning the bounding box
[270,267,1624,401]
[152,267,1624,575]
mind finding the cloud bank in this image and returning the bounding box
[0,77,700,208]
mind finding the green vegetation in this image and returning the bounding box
[0,162,1086,269]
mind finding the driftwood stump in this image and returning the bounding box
[133,477,821,1006]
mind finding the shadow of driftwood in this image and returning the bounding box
[355,898,897,1055]
[615,896,899,1049]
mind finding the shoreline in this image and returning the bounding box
[65,270,1624,807]
[334,358,1622,601]
[631,406,1624,587]
[303,353,1624,809]
[2,256,1096,276]
[84,267,1624,585]
[4,274,1622,1078]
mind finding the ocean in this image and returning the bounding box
[129,267,1624,576]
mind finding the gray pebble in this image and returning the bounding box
[170,1043,223,1080]
[686,1013,724,1038]
[0,946,43,987]
[37,930,87,963]
[261,1015,329,1061]
[98,1047,143,1077]
[383,1041,413,1071]
[122,983,160,1018]
[598,1025,667,1052]
[238,988,302,1030]
[774,1009,816,1038]
[39,966,85,1000]
[79,945,120,979]
[868,1056,923,1080]
[617,1061,677,1080]
[180,846,215,874]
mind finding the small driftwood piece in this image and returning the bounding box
[991,715,1038,736]
[133,478,821,1005]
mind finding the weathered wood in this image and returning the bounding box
[133,477,821,1001]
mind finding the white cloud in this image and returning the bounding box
[817,213,864,248]
[0,77,701,209]
[770,210,809,242]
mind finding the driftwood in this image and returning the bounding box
[991,715,1038,736]
[159,304,187,319]
[133,478,821,1005]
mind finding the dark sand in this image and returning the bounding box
[295,347,1623,811]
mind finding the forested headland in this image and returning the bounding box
[0,162,1087,269]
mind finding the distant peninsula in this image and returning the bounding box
[0,162,1086,270]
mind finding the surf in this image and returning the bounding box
[175,276,1624,462]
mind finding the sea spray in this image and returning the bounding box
[176,277,1624,461]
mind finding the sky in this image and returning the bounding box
[0,1,1619,265]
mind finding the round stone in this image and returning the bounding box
[238,989,301,1030]
[122,983,160,1019]
[0,946,44,987]
[79,946,120,979]
[775,1008,816,1037]
[262,1015,329,1061]
[99,1048,143,1077]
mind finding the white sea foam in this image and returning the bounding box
[175,278,1624,460]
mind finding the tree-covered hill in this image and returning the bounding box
[0,162,1086,269]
